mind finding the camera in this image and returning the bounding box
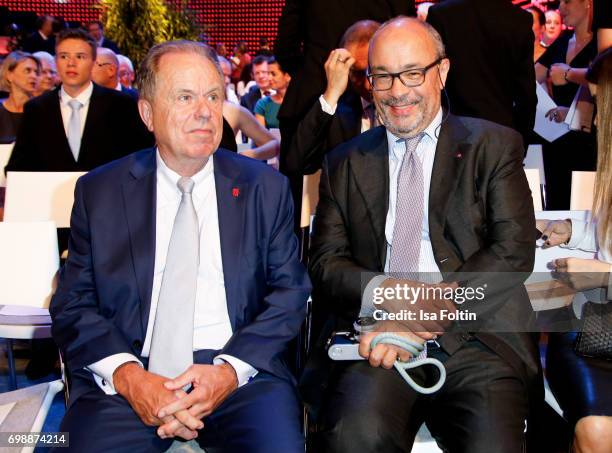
[326,317,377,361]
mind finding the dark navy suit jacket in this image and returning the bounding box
[50,148,311,405]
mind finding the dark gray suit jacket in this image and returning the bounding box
[308,114,540,384]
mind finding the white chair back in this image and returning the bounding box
[301,170,322,229]
[570,171,596,210]
[0,143,14,188]
[523,144,545,186]
[523,168,543,211]
[0,221,59,308]
[4,171,85,228]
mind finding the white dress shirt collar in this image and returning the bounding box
[156,149,213,197]
[60,81,94,106]
[386,107,443,160]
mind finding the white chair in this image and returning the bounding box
[0,221,59,390]
[300,170,322,229]
[3,171,85,228]
[570,171,596,211]
[0,380,64,453]
[0,143,14,188]
[524,144,546,187]
[523,168,543,211]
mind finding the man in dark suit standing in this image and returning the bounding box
[427,0,536,148]
[50,41,310,452]
[22,15,55,55]
[308,18,539,452]
[285,19,380,175]
[87,21,120,55]
[239,55,272,114]
[6,28,152,173]
[275,0,415,175]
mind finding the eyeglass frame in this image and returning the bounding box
[366,56,446,91]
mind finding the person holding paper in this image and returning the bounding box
[535,0,597,210]
[536,48,612,453]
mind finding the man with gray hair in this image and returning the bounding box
[50,39,309,452]
[117,54,135,89]
[308,17,539,452]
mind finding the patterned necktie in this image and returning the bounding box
[67,99,83,161]
[148,177,199,378]
[389,134,424,277]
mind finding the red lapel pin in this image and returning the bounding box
[232,187,240,198]
[455,152,463,158]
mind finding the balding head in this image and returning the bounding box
[92,47,119,89]
[368,17,449,138]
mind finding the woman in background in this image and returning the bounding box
[538,48,612,453]
[0,51,40,143]
[536,0,597,209]
[543,9,563,47]
[528,6,548,62]
[254,58,291,129]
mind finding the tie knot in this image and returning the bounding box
[68,99,83,111]
[404,133,424,154]
[177,177,195,194]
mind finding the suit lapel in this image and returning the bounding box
[351,127,390,270]
[213,151,246,330]
[79,84,105,164]
[122,150,157,338]
[50,89,74,160]
[428,114,471,271]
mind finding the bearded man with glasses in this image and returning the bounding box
[307,17,540,453]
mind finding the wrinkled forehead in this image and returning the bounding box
[156,52,224,93]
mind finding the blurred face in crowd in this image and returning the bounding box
[559,0,587,29]
[544,10,562,42]
[119,62,134,88]
[88,23,103,41]
[138,51,224,175]
[56,38,95,96]
[219,59,232,87]
[92,50,118,89]
[368,19,449,139]
[345,41,371,101]
[268,62,291,92]
[38,58,58,93]
[7,58,39,96]
[40,17,53,38]
[252,62,270,90]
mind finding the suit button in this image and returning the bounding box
[132,340,142,350]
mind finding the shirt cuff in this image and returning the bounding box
[360,275,391,317]
[319,95,337,115]
[214,354,258,387]
[86,353,143,395]
[562,219,586,249]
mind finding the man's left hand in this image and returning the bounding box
[156,363,238,439]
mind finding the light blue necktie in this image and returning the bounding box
[67,99,83,161]
[148,177,199,378]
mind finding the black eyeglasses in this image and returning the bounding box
[366,57,445,91]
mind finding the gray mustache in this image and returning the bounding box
[380,96,421,106]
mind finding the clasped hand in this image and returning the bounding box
[114,362,238,441]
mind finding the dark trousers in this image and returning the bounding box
[318,339,529,453]
[54,373,304,453]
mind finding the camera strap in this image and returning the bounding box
[370,333,446,394]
